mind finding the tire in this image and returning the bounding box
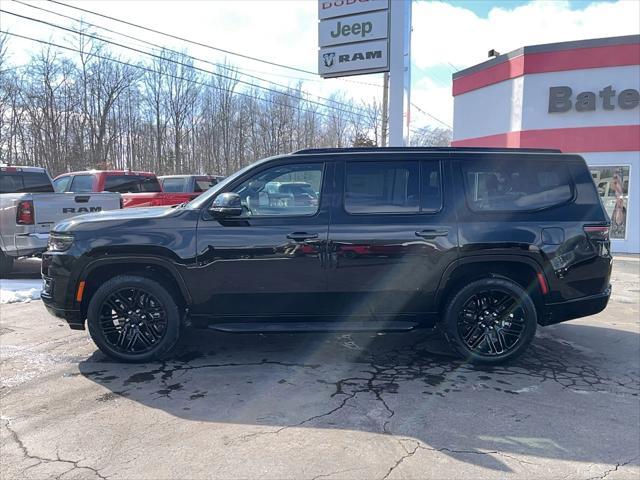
[442,277,537,365]
[87,275,181,363]
[0,250,14,277]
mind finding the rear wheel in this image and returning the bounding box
[0,250,14,277]
[87,275,180,363]
[442,277,537,364]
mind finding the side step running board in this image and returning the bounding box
[207,321,419,333]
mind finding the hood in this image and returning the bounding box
[53,206,176,233]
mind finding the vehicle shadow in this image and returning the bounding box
[78,324,640,472]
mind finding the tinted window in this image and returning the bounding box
[233,163,323,216]
[195,177,217,192]
[161,178,187,192]
[104,175,161,193]
[0,172,24,193]
[0,171,53,193]
[421,160,442,212]
[53,176,71,193]
[345,161,419,214]
[21,172,54,192]
[462,158,573,211]
[69,175,95,192]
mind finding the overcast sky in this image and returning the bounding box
[1,0,639,130]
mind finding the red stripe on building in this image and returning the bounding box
[451,125,640,152]
[453,43,640,96]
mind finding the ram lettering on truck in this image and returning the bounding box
[62,206,103,214]
[1,165,122,276]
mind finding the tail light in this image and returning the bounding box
[16,200,34,225]
[584,225,610,241]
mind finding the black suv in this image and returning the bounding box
[41,148,612,364]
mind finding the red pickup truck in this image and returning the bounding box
[53,170,198,208]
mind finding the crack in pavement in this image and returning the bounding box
[587,457,640,480]
[2,418,107,480]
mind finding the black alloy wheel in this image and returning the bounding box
[87,275,180,362]
[98,287,168,355]
[457,289,526,356]
[443,277,537,364]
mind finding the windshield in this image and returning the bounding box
[186,156,279,209]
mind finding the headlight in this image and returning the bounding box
[48,233,74,252]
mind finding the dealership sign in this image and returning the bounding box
[549,85,640,113]
[318,0,389,20]
[318,0,390,78]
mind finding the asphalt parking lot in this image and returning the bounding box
[1,258,639,479]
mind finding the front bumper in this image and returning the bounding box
[41,291,85,330]
[541,286,611,326]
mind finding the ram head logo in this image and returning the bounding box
[322,52,335,68]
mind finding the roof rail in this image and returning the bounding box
[292,146,562,154]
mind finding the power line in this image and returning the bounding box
[0,30,357,121]
[1,8,370,119]
[46,0,386,91]
[410,102,452,129]
[10,0,367,114]
[47,0,319,76]
[7,2,450,131]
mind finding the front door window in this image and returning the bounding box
[232,163,323,217]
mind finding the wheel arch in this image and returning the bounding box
[435,255,548,321]
[77,256,191,318]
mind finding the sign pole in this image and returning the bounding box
[388,0,411,146]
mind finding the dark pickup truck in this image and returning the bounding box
[54,170,197,208]
[42,147,612,364]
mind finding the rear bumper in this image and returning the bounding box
[14,232,48,257]
[541,287,611,326]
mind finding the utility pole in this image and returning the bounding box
[381,72,389,147]
[388,0,411,146]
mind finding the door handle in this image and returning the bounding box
[415,229,449,238]
[286,232,319,241]
[74,195,91,203]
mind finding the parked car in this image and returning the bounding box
[0,165,121,275]
[41,147,612,364]
[54,170,198,208]
[158,175,224,195]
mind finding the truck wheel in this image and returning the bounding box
[0,251,14,277]
[442,277,537,365]
[87,275,180,363]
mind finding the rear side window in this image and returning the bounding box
[0,171,54,193]
[53,176,71,192]
[161,178,187,192]
[345,161,422,214]
[195,177,218,192]
[462,158,573,211]
[104,175,161,193]
[69,174,95,193]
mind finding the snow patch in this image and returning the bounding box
[0,279,43,304]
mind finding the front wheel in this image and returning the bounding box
[442,277,537,364]
[87,275,181,363]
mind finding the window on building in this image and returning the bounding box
[590,166,630,239]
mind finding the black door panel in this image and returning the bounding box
[326,157,458,320]
[192,160,332,318]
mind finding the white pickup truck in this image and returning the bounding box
[0,165,121,275]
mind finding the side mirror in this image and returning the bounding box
[209,192,243,217]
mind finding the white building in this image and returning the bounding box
[452,35,640,253]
